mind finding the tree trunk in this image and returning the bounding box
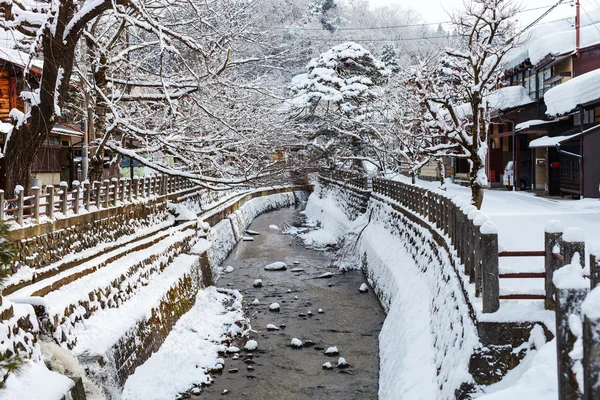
[88,155,105,184]
[470,155,485,209]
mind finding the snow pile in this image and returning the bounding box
[552,262,588,290]
[304,185,479,399]
[545,68,600,116]
[122,287,246,400]
[0,360,74,400]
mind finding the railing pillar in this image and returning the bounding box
[141,177,146,198]
[16,188,24,226]
[0,189,4,223]
[480,221,499,313]
[126,178,132,202]
[83,181,91,211]
[133,177,139,199]
[545,220,564,310]
[119,178,126,203]
[94,181,102,209]
[563,227,586,267]
[60,181,69,215]
[32,186,40,222]
[582,288,600,400]
[111,178,118,206]
[72,181,80,214]
[46,185,55,220]
[103,180,110,208]
[554,269,588,400]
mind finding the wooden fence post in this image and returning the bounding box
[563,227,586,267]
[126,178,132,202]
[32,186,40,222]
[480,221,499,313]
[111,178,118,206]
[141,177,146,198]
[582,287,600,400]
[95,182,102,209]
[60,181,69,215]
[133,177,139,199]
[545,220,564,310]
[119,178,126,203]
[473,213,489,297]
[72,181,80,214]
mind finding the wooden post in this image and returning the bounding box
[60,181,69,215]
[141,177,146,198]
[32,186,40,222]
[0,189,4,223]
[119,179,126,203]
[83,181,91,211]
[72,182,80,215]
[545,220,564,310]
[103,179,110,208]
[473,213,488,297]
[467,209,480,283]
[582,288,600,400]
[46,185,55,220]
[16,189,24,226]
[480,221,500,313]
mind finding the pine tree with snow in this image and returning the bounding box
[284,42,389,170]
[380,45,400,74]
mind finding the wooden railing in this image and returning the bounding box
[1,175,195,227]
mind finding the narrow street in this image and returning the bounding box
[198,207,386,399]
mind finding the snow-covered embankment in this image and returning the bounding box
[302,182,479,399]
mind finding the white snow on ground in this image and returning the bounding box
[122,287,245,400]
[0,360,74,400]
[477,339,558,399]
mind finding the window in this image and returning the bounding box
[574,109,595,126]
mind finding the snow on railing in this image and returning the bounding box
[1,175,196,228]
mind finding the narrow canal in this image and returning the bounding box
[198,206,386,399]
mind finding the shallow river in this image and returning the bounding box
[198,206,386,399]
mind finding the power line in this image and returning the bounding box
[277,4,562,32]
[517,0,567,36]
[581,3,600,37]
[299,35,458,43]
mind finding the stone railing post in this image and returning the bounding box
[141,177,146,198]
[582,287,600,400]
[119,179,126,203]
[466,209,481,283]
[60,181,69,215]
[16,188,24,226]
[94,181,102,209]
[591,250,600,289]
[545,220,564,310]
[553,264,588,400]
[32,186,40,222]
[72,181,80,214]
[563,227,586,267]
[83,181,91,211]
[111,178,118,206]
[133,177,139,200]
[0,189,4,223]
[46,185,55,220]
[126,178,132,202]
[103,179,110,208]
[480,221,499,313]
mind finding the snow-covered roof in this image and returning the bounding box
[51,122,83,137]
[452,86,533,118]
[0,47,43,72]
[529,133,580,148]
[515,119,557,132]
[545,68,600,116]
[505,8,600,69]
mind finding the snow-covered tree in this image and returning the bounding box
[380,45,400,74]
[283,42,389,170]
[414,0,521,208]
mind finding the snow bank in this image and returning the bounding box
[0,360,74,400]
[304,186,479,399]
[122,287,245,400]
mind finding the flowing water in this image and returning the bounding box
[198,206,386,399]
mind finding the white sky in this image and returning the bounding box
[368,0,577,28]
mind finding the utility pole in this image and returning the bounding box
[576,0,581,57]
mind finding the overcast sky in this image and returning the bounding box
[367,0,577,28]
